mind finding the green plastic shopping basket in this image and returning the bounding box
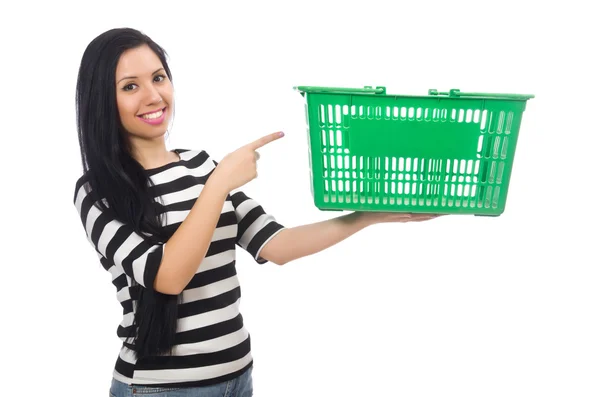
[294,86,534,216]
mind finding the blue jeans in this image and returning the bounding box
[109,367,253,397]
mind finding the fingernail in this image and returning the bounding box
[279,131,285,137]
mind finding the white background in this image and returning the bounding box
[2,1,598,396]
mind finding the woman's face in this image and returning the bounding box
[115,44,174,142]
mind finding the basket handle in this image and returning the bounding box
[428,89,535,100]
[294,86,387,96]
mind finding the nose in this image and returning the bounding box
[145,86,163,105]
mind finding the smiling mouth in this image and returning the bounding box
[137,107,167,120]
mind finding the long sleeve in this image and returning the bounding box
[73,176,164,289]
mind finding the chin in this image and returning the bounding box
[125,127,169,141]
[124,120,171,141]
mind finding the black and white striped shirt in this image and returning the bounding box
[73,149,285,387]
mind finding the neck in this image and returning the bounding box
[129,137,178,170]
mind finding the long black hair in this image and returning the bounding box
[75,27,179,358]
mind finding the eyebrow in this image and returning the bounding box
[117,68,165,84]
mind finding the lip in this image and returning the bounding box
[137,107,166,116]
[137,107,167,125]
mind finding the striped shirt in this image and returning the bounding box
[73,149,285,387]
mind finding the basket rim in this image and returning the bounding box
[294,86,535,101]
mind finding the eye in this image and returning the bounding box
[154,74,167,82]
[123,83,137,91]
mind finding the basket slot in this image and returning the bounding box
[480,110,488,131]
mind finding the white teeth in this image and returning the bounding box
[140,109,163,119]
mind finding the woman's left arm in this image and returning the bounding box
[259,212,441,265]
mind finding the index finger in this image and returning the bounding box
[246,131,285,150]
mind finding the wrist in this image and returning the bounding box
[204,174,230,199]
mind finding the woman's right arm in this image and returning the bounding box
[154,177,229,294]
[74,132,283,296]
[74,174,227,296]
[148,131,285,294]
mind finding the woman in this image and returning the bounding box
[73,27,439,397]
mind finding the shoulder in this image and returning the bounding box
[73,171,109,211]
[73,170,92,204]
